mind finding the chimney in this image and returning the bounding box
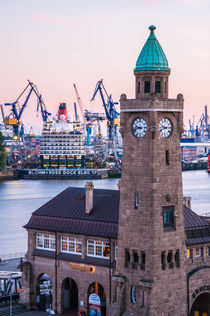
[85,182,94,215]
[183,196,191,209]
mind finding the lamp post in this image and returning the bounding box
[9,275,12,316]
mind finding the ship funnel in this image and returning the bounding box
[58,102,68,122]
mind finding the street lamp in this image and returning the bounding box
[9,275,12,316]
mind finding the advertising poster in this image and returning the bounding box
[89,293,101,316]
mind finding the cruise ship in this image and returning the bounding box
[40,103,85,169]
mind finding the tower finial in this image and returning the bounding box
[149,25,156,32]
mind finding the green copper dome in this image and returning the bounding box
[135,25,170,72]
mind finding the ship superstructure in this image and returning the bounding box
[40,103,85,169]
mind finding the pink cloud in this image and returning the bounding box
[32,12,113,27]
[179,0,210,5]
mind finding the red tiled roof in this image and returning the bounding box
[25,215,118,238]
[32,187,119,223]
[24,186,210,245]
[184,207,209,228]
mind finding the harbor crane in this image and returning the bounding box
[73,83,106,146]
[3,80,51,163]
[73,83,92,145]
[195,105,209,140]
[91,79,120,158]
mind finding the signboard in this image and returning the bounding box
[89,294,101,316]
[89,293,101,306]
[28,169,98,176]
[89,305,101,316]
[69,263,95,273]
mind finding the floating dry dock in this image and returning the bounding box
[15,168,115,179]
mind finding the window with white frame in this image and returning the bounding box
[61,236,82,255]
[36,233,55,251]
[87,240,110,258]
[206,246,210,256]
[195,248,202,257]
[115,244,118,260]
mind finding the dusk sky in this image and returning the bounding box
[0,0,210,133]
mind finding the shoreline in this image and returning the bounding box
[0,162,208,181]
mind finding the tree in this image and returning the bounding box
[0,132,6,171]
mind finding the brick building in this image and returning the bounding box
[21,26,210,316]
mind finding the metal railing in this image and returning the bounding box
[200,212,210,218]
[0,252,25,262]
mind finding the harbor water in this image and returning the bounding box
[0,170,210,255]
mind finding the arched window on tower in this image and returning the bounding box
[144,81,150,93]
[155,81,161,93]
[137,81,140,94]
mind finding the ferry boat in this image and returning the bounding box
[0,271,22,305]
[40,103,85,169]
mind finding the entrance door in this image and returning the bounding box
[62,278,78,316]
[87,282,106,316]
[36,273,52,311]
[190,293,210,316]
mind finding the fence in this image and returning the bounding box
[200,212,210,218]
[0,252,25,262]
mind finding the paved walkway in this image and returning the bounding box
[0,258,22,271]
[18,312,59,316]
[18,311,78,316]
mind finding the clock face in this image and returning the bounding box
[159,118,172,138]
[132,118,147,138]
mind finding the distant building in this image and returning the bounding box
[21,25,210,316]
[181,146,197,161]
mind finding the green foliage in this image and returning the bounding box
[0,132,6,171]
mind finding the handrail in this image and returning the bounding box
[0,252,25,261]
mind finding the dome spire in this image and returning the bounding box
[135,25,170,72]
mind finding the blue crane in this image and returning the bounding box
[91,79,120,141]
[4,80,51,164]
[4,80,51,136]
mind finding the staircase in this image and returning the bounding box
[0,304,26,316]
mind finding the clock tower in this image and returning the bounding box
[110,26,187,316]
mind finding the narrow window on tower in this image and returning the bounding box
[155,81,161,93]
[137,81,140,94]
[141,251,146,270]
[167,250,174,269]
[125,249,130,267]
[144,81,150,93]
[162,206,175,230]
[161,251,166,270]
[165,150,169,165]
[174,249,180,268]
[132,250,139,269]
[134,193,139,209]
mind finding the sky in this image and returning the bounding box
[0,0,210,133]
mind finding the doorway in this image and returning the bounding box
[62,278,78,316]
[36,273,52,311]
[87,282,106,316]
[190,293,210,316]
